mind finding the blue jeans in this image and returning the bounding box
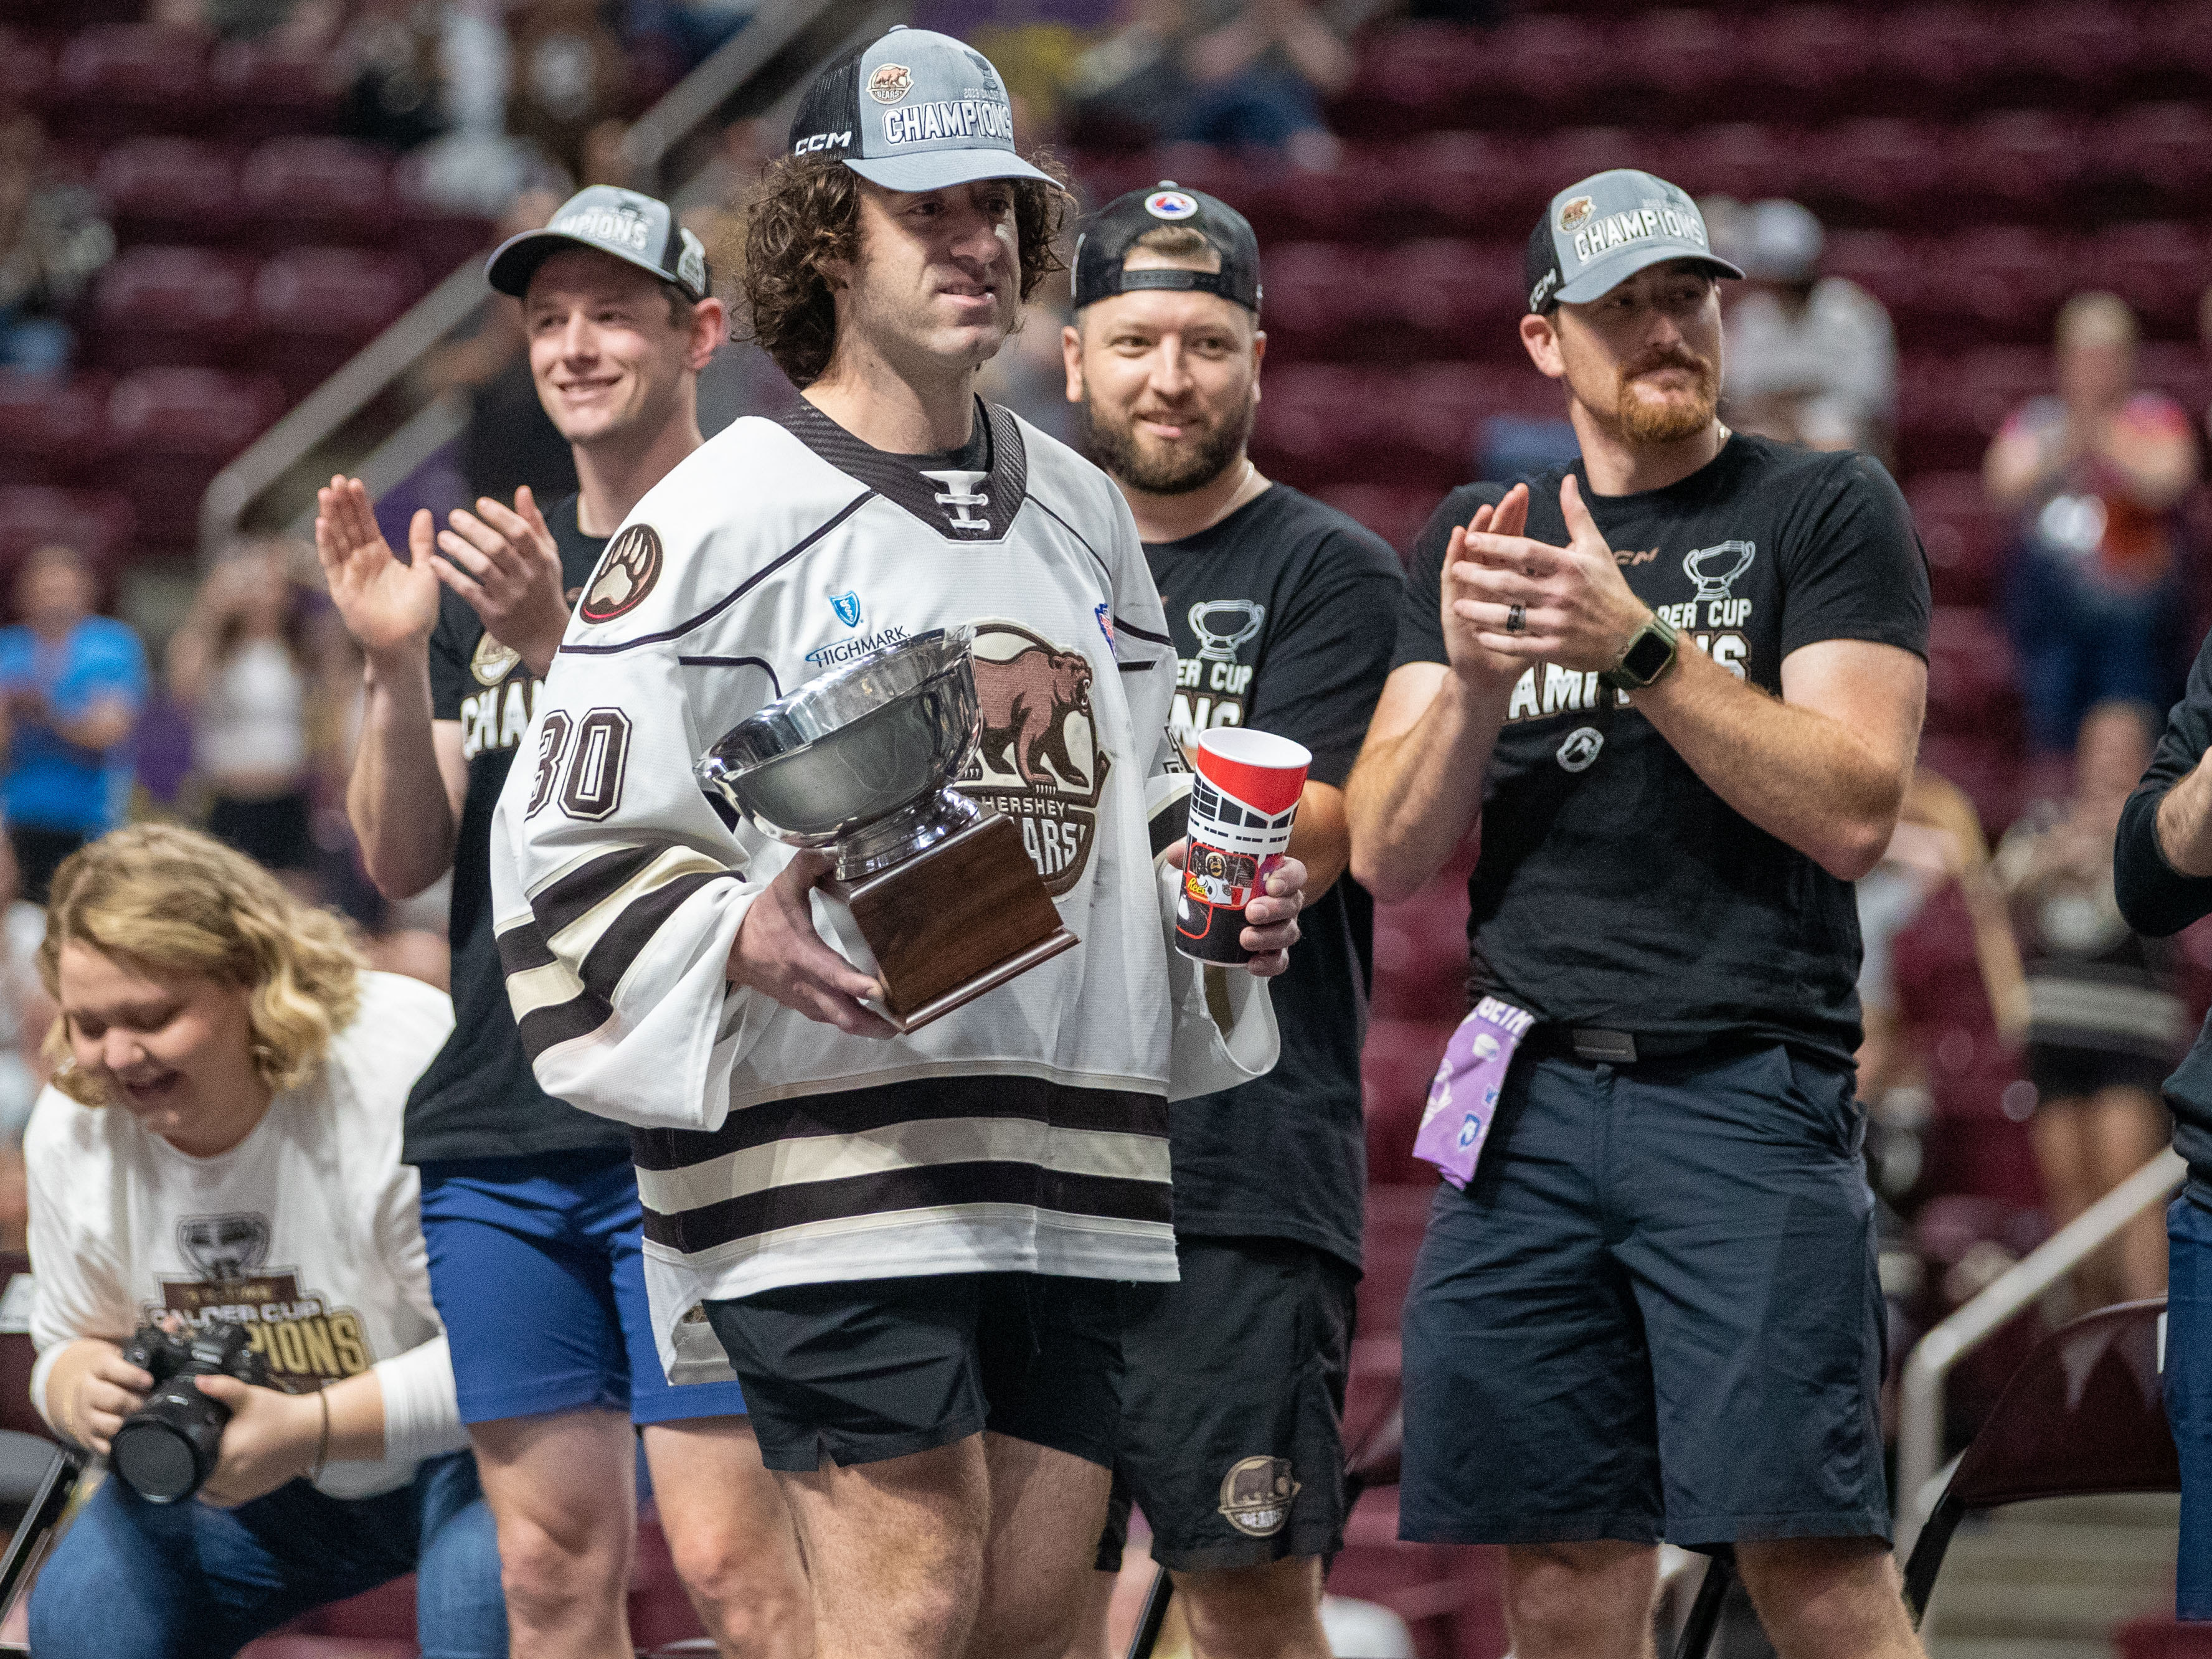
[2169,1194,2212,1617]
[28,1450,506,1658]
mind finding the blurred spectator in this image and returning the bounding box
[1067,0,1353,164]
[1986,293,2198,761]
[506,0,634,184]
[0,547,148,906]
[1995,699,2178,1307]
[400,1,572,217]
[147,0,343,47]
[0,113,116,378]
[984,296,1079,446]
[334,0,454,154]
[166,539,320,884]
[626,0,756,76]
[1858,768,2028,1107]
[1711,197,1896,461]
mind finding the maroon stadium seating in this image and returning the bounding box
[210,38,344,141]
[1739,7,1879,123]
[240,137,397,247]
[49,24,209,140]
[104,368,284,546]
[247,248,423,394]
[0,372,110,489]
[0,488,133,582]
[94,138,243,245]
[88,245,252,370]
[1908,470,2009,607]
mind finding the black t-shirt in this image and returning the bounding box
[1146,483,1403,1270]
[1392,434,1931,1064]
[404,493,628,1165]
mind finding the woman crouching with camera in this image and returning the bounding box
[23,825,505,1658]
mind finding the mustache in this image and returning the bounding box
[1622,346,1715,379]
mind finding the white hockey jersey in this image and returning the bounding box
[489,399,1275,1365]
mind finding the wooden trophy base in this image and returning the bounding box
[828,811,1078,1033]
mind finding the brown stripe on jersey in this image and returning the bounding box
[495,915,558,975]
[628,1075,1168,1171]
[576,870,723,998]
[640,1163,1173,1255]
[515,984,615,1058]
[531,845,660,938]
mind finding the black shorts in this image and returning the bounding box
[1095,1237,1355,1574]
[1400,1043,1890,1550]
[2026,1041,2173,1104]
[703,1271,1123,1474]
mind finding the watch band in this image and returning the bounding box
[1599,612,1680,691]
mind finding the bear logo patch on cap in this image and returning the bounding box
[1559,195,1595,231]
[1145,189,1198,220]
[867,63,912,103]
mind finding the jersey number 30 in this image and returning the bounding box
[525,707,632,821]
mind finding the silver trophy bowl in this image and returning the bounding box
[695,626,984,882]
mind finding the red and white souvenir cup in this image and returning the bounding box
[1174,728,1311,965]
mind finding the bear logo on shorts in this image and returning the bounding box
[1217,1455,1300,1537]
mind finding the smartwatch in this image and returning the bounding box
[1599,612,1680,691]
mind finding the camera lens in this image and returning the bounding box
[110,1382,227,1503]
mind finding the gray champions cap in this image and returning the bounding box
[487,185,711,302]
[1523,169,1743,314]
[788,25,1057,193]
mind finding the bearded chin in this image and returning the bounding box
[1615,362,1719,445]
[1077,397,1254,494]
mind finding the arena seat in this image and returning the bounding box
[1907,470,2008,607]
[0,373,110,489]
[1896,346,2051,474]
[94,138,243,245]
[2000,0,2148,110]
[1312,484,1442,562]
[1943,224,2074,341]
[1386,240,1528,356]
[104,368,284,546]
[0,28,54,107]
[1250,364,1401,478]
[210,37,344,141]
[1335,23,1474,139]
[240,137,397,247]
[1950,110,2088,224]
[2093,220,2211,336]
[1922,607,2025,743]
[1364,1021,1456,1189]
[87,245,252,370]
[1867,6,2006,120]
[1257,241,1382,361]
[1496,15,1619,128]
[1738,7,1879,123]
[1902,1298,2174,1620]
[1820,230,1932,341]
[1664,123,1805,204]
[1614,9,1744,105]
[1392,132,1551,239]
[2092,102,2212,216]
[1800,119,1947,228]
[248,249,422,395]
[49,24,209,139]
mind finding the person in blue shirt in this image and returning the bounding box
[0,545,148,902]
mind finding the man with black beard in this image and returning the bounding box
[1060,186,1401,1659]
[1347,169,1932,1659]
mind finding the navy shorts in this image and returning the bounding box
[2167,1193,2212,1619]
[417,1148,749,1427]
[1399,1043,1889,1550]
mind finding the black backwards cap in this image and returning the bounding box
[486,185,711,303]
[1522,168,1741,315]
[1072,184,1262,314]
[788,25,1056,192]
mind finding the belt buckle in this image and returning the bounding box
[1569,1028,1638,1065]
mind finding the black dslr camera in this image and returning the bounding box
[110,1321,270,1503]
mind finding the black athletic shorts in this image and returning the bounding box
[1095,1237,1356,1574]
[2026,1041,2173,1104]
[1400,1043,1890,1550]
[703,1271,1123,1473]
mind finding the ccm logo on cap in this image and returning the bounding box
[1529,268,1558,311]
[1146,190,1198,220]
[794,130,852,153]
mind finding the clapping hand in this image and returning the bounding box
[314,476,440,665]
[429,486,570,678]
[1450,477,1650,674]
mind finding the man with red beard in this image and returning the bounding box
[1346,169,1934,1659]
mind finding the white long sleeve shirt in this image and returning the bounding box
[26,971,471,1499]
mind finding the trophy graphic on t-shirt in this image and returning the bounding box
[1682,539,1756,603]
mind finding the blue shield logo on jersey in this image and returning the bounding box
[829,591,862,628]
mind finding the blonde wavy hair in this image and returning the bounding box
[39,825,364,1107]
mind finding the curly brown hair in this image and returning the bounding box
[738,153,1071,388]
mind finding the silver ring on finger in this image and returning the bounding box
[1505,602,1526,635]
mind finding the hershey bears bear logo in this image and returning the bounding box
[580,525,663,624]
[960,622,1108,896]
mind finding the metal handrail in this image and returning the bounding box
[196,0,854,561]
[1894,1145,2185,1559]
